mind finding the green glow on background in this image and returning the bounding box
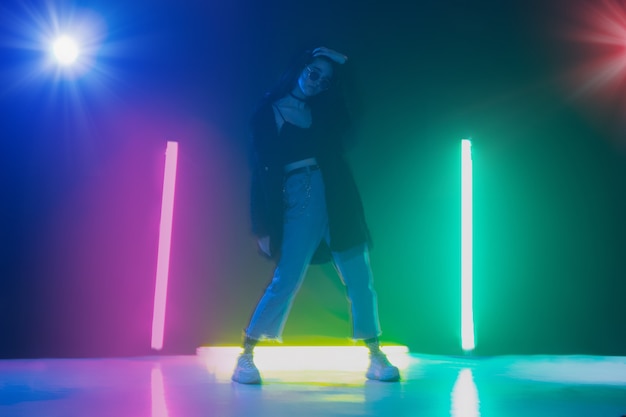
[461,139,475,351]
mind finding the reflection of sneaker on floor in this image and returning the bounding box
[231,353,262,384]
[366,352,400,382]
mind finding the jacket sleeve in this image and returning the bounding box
[248,105,281,238]
[249,144,271,237]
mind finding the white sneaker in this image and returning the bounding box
[366,352,400,382]
[231,353,262,384]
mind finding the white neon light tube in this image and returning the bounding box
[461,139,475,351]
[151,141,179,351]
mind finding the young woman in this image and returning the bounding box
[233,47,399,384]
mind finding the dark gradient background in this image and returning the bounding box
[1,0,625,358]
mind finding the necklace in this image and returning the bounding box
[289,92,307,102]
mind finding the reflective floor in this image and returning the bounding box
[1,352,626,417]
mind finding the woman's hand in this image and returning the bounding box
[257,236,271,257]
[312,47,348,64]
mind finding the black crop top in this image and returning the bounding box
[279,120,319,165]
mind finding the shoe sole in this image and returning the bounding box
[232,373,262,385]
[366,371,401,382]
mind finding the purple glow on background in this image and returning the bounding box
[152,141,178,351]
[31,95,245,356]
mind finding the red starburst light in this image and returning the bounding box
[562,0,626,133]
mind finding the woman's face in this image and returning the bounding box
[296,58,334,97]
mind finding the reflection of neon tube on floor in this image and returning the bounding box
[151,365,169,417]
[451,368,480,417]
[152,141,179,351]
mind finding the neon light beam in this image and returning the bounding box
[151,141,179,351]
[461,139,475,351]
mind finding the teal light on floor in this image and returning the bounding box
[461,139,475,351]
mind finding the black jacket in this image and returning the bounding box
[249,98,371,263]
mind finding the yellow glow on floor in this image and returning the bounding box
[196,345,411,379]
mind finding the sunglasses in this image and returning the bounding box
[304,66,332,90]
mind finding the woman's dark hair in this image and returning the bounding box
[250,47,351,141]
[258,48,342,109]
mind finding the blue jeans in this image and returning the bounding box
[245,168,382,341]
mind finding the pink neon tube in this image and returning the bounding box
[151,141,179,350]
